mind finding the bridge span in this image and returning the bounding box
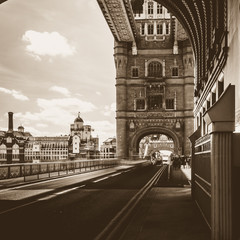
[0,161,209,240]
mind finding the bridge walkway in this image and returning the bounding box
[120,166,211,240]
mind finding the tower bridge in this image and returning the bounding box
[108,1,194,160]
[0,0,240,239]
[97,0,240,239]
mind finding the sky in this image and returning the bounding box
[0,0,116,145]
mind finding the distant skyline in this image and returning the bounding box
[0,0,116,144]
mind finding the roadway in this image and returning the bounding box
[0,164,162,240]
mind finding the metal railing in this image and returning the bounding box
[0,159,120,181]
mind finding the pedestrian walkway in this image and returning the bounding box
[120,167,210,240]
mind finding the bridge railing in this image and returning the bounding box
[0,159,120,182]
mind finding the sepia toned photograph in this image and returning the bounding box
[0,0,239,239]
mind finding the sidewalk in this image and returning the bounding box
[120,167,210,240]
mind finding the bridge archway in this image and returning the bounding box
[129,127,180,159]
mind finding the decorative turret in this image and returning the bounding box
[18,125,24,133]
[114,41,128,78]
[74,112,84,123]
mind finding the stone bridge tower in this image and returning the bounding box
[114,0,194,159]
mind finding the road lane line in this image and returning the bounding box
[95,166,167,240]
[55,187,79,195]
[0,200,39,215]
[0,174,85,193]
[38,195,56,201]
[110,172,122,177]
[0,184,87,214]
[93,176,109,183]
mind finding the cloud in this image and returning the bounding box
[86,120,116,143]
[36,123,48,128]
[0,87,29,101]
[22,30,76,60]
[37,98,96,113]
[49,86,70,97]
[23,126,49,137]
[15,97,96,127]
[103,102,116,116]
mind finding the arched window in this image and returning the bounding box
[157,4,163,14]
[166,22,170,34]
[157,23,163,35]
[0,144,7,160]
[148,24,154,35]
[148,2,153,14]
[141,23,145,35]
[12,144,19,160]
[148,61,162,77]
[172,67,178,76]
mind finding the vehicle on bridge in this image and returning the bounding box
[150,152,163,166]
[162,155,170,165]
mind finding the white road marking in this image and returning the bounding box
[0,174,83,193]
[93,176,109,183]
[55,187,79,195]
[0,200,38,215]
[38,195,56,201]
[111,172,122,177]
[0,184,87,215]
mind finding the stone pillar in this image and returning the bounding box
[114,41,128,159]
[211,132,232,240]
[189,127,201,199]
[19,146,25,163]
[183,75,194,155]
[204,84,235,240]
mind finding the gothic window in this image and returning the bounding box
[12,144,19,160]
[212,92,216,105]
[148,24,154,35]
[141,23,145,35]
[166,23,170,35]
[132,67,139,78]
[218,79,224,98]
[207,100,210,109]
[172,67,178,76]
[136,99,145,110]
[157,4,163,14]
[148,61,162,77]
[166,99,174,109]
[157,24,163,35]
[148,95,163,110]
[148,2,153,14]
[0,144,6,160]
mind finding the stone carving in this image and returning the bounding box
[105,0,134,42]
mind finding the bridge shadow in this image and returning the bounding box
[120,166,210,240]
[157,165,190,187]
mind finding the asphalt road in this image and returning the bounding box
[0,164,161,240]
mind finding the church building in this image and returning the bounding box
[69,112,99,159]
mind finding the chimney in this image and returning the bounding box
[8,112,13,132]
